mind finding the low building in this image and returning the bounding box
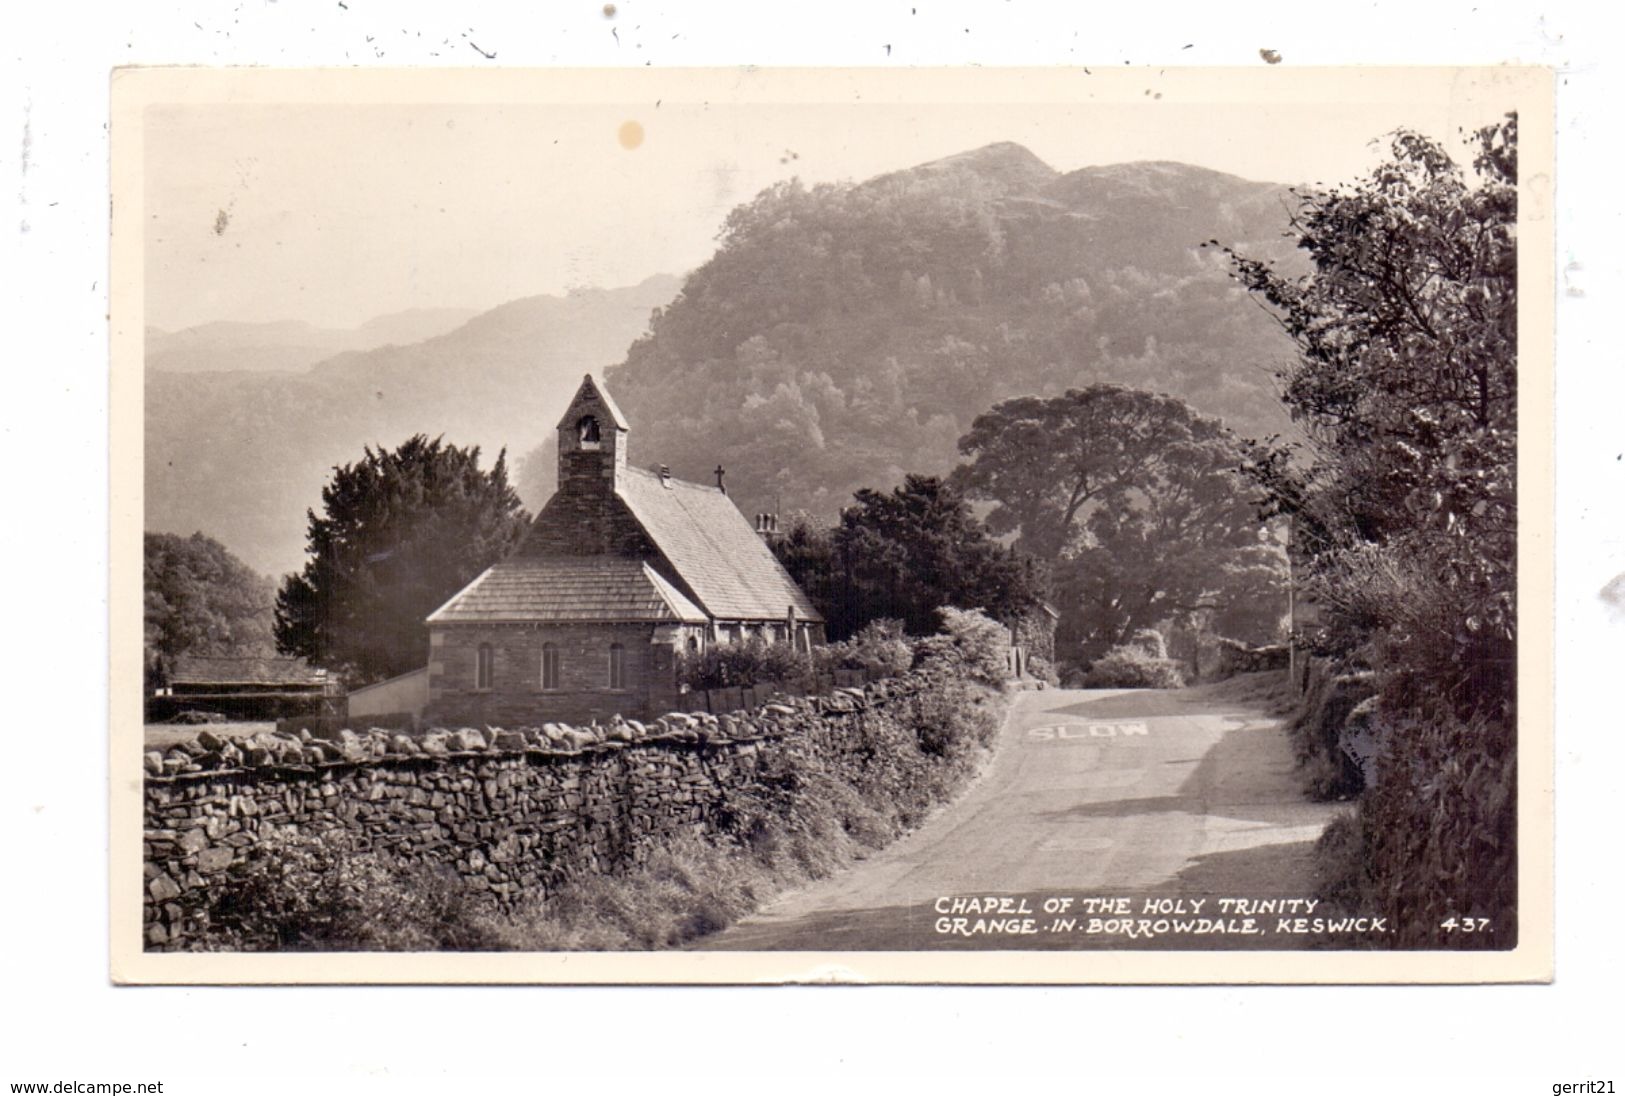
[152,655,335,721]
[424,374,823,726]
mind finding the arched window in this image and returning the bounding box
[541,643,560,690]
[686,636,700,653]
[476,643,494,690]
[577,415,601,449]
[608,643,625,690]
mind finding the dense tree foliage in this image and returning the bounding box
[144,532,277,676]
[1226,116,1519,943]
[772,475,1046,640]
[1225,117,1517,716]
[953,385,1287,662]
[274,436,530,684]
[606,146,1300,528]
[955,385,1224,558]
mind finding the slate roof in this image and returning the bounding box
[170,656,328,687]
[616,466,823,623]
[427,556,708,625]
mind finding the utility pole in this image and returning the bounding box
[1286,515,1297,688]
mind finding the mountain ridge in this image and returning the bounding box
[601,145,1303,527]
[147,145,1303,581]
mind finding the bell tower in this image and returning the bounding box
[556,373,629,490]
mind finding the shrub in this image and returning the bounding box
[823,618,914,679]
[909,677,1001,758]
[923,606,1010,688]
[676,639,751,690]
[492,835,778,950]
[1126,627,1169,660]
[196,827,511,951]
[1081,644,1187,689]
[677,635,817,692]
[1025,653,1059,686]
[1305,541,1512,722]
[1357,707,1515,948]
[1313,811,1372,911]
[752,637,819,692]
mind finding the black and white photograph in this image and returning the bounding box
[109,65,1552,983]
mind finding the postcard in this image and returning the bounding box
[111,65,1554,983]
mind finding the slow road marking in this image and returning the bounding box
[1028,721,1149,740]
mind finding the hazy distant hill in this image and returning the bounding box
[145,308,481,374]
[603,143,1305,524]
[146,276,681,576]
[356,307,488,348]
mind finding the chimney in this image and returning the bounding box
[657,464,671,487]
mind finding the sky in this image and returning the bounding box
[141,73,1517,332]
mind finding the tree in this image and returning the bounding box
[954,386,1286,662]
[274,435,530,684]
[769,511,842,629]
[1222,118,1519,942]
[1222,116,1517,715]
[145,532,277,681]
[1052,430,1285,660]
[772,476,1046,640]
[953,384,1231,560]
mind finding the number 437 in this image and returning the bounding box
[1441,917,1491,932]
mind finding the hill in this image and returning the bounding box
[149,143,1307,581]
[601,144,1304,523]
[145,275,681,576]
[145,308,481,374]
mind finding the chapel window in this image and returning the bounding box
[541,643,561,690]
[608,643,626,690]
[476,643,494,690]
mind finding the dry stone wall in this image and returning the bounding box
[1288,655,1376,799]
[143,673,935,950]
[1212,638,1291,680]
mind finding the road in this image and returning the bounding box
[696,680,1339,950]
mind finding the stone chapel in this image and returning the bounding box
[423,374,824,726]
